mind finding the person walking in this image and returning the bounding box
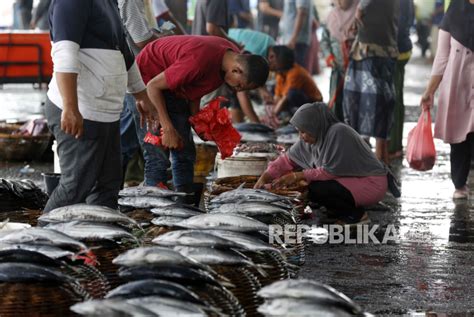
[420,0,474,200]
[343,0,399,164]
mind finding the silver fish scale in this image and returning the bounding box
[39,206,137,226]
[45,221,137,242]
[118,196,176,209]
[0,227,87,250]
[173,246,254,266]
[152,230,242,248]
[150,205,203,218]
[119,186,187,198]
[176,213,268,232]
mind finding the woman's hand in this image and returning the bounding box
[420,90,434,111]
[254,173,272,189]
[271,172,303,189]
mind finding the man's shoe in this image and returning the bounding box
[453,186,469,200]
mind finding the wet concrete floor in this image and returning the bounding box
[0,53,473,315]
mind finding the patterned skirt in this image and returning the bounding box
[343,57,396,139]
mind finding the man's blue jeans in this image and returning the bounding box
[121,92,196,189]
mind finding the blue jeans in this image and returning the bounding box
[120,94,140,175]
[125,91,196,189]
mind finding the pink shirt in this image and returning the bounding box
[267,155,387,207]
[431,29,474,144]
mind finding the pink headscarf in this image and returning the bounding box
[326,0,359,42]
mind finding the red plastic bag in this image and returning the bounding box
[406,109,436,171]
[189,97,241,159]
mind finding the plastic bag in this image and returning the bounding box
[189,97,241,159]
[406,109,436,171]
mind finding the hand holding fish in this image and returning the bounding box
[254,172,273,189]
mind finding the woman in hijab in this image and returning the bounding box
[255,103,389,224]
[321,0,358,121]
[420,0,474,200]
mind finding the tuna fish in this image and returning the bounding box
[45,221,138,243]
[119,186,187,198]
[0,249,61,267]
[204,230,281,253]
[257,279,363,315]
[209,202,295,219]
[258,298,355,317]
[0,227,87,251]
[126,296,208,316]
[175,213,268,232]
[151,216,185,227]
[38,204,138,227]
[173,246,269,277]
[150,205,205,218]
[152,230,242,248]
[71,299,156,316]
[105,279,205,305]
[210,185,293,206]
[0,262,73,283]
[0,243,75,259]
[118,196,176,209]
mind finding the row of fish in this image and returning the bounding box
[257,279,370,317]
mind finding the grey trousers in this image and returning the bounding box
[43,98,122,212]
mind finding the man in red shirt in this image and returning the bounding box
[136,35,269,196]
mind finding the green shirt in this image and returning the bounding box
[228,28,275,57]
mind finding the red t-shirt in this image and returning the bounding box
[136,35,239,101]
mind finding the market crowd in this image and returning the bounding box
[34,0,472,224]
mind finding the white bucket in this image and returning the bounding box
[215,152,276,178]
[52,140,61,173]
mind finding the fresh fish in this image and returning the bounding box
[46,221,138,242]
[38,204,138,227]
[209,202,295,218]
[118,196,176,209]
[258,298,355,317]
[257,279,363,314]
[0,262,73,284]
[175,213,268,232]
[126,296,208,316]
[0,228,87,251]
[234,122,274,133]
[211,185,292,205]
[71,299,157,316]
[152,230,243,248]
[173,246,269,277]
[113,246,209,270]
[151,216,185,227]
[117,265,231,288]
[0,249,61,267]
[0,243,75,259]
[150,205,205,218]
[119,186,187,198]
[105,279,205,305]
[239,132,276,143]
[204,230,281,253]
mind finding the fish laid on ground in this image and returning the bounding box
[257,279,363,315]
[239,131,276,143]
[126,296,208,316]
[209,202,295,218]
[175,213,268,232]
[0,243,75,259]
[119,186,187,198]
[105,279,205,305]
[0,249,61,267]
[0,262,73,284]
[258,298,355,317]
[210,185,292,205]
[0,227,87,251]
[113,246,208,270]
[71,299,157,317]
[38,204,138,227]
[151,216,185,227]
[117,265,230,288]
[118,196,176,209]
[204,230,281,253]
[46,221,137,242]
[173,246,269,277]
[234,122,274,134]
[152,230,242,248]
[150,205,205,218]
